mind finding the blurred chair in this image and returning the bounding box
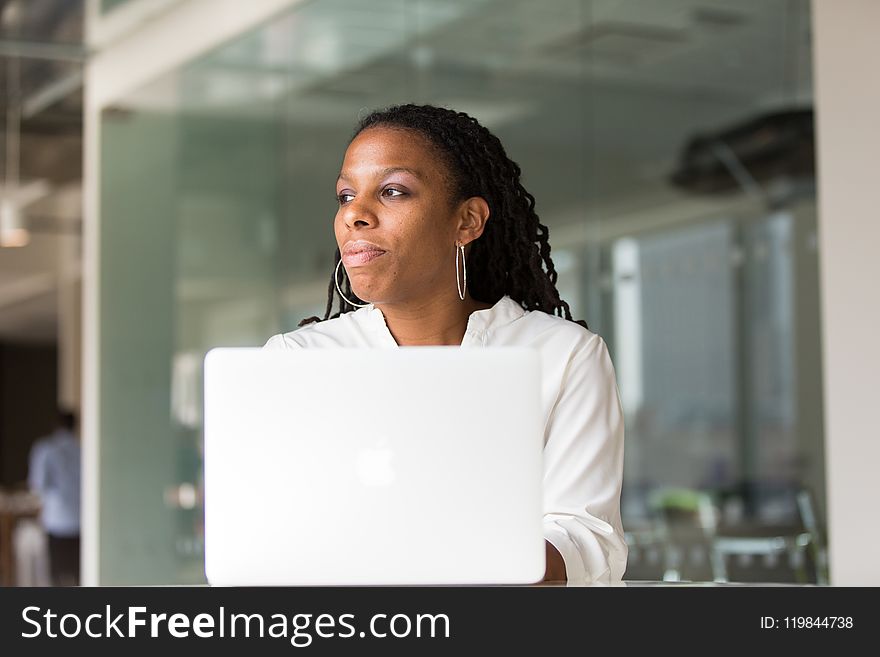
[623,522,667,582]
[646,487,723,582]
[795,487,829,584]
[711,534,812,583]
[0,490,45,586]
[13,519,50,586]
[711,486,827,584]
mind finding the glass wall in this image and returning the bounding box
[100,0,138,14]
[98,0,821,584]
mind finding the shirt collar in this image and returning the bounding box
[355,295,524,346]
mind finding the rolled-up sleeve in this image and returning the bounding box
[542,334,627,585]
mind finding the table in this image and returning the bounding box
[0,491,42,587]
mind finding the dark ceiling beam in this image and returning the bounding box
[22,69,83,118]
[0,39,87,62]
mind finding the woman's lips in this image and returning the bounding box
[342,249,386,267]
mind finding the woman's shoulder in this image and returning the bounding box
[511,301,603,351]
[495,303,617,383]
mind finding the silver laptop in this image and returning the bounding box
[203,346,545,586]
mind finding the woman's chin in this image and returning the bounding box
[348,287,375,304]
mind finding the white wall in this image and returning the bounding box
[812,0,880,585]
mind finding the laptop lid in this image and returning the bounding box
[203,346,544,585]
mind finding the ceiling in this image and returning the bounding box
[155,0,813,306]
[0,0,84,344]
[0,0,814,344]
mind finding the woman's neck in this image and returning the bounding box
[374,294,494,346]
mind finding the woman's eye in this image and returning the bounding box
[382,188,405,198]
[337,192,354,204]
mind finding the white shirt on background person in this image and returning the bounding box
[264,295,627,584]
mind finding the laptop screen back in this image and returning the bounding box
[203,346,544,585]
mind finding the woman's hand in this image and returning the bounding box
[543,541,567,582]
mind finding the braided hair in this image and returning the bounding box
[299,103,587,330]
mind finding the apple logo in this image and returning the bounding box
[356,440,396,487]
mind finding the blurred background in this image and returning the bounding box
[0,0,875,586]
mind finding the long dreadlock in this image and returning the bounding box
[298,103,588,330]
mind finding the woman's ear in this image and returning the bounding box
[456,196,490,246]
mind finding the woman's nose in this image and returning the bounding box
[341,197,378,229]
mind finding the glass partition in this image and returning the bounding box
[98,0,822,584]
[100,0,138,14]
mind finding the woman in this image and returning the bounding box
[265,104,626,584]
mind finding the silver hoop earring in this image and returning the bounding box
[335,259,370,308]
[455,242,467,301]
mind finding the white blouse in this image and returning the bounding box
[264,295,627,584]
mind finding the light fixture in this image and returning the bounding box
[0,198,30,247]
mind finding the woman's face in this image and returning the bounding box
[334,127,463,305]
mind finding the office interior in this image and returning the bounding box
[0,0,876,587]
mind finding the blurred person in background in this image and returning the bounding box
[28,409,81,586]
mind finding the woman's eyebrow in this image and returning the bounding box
[337,166,424,183]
